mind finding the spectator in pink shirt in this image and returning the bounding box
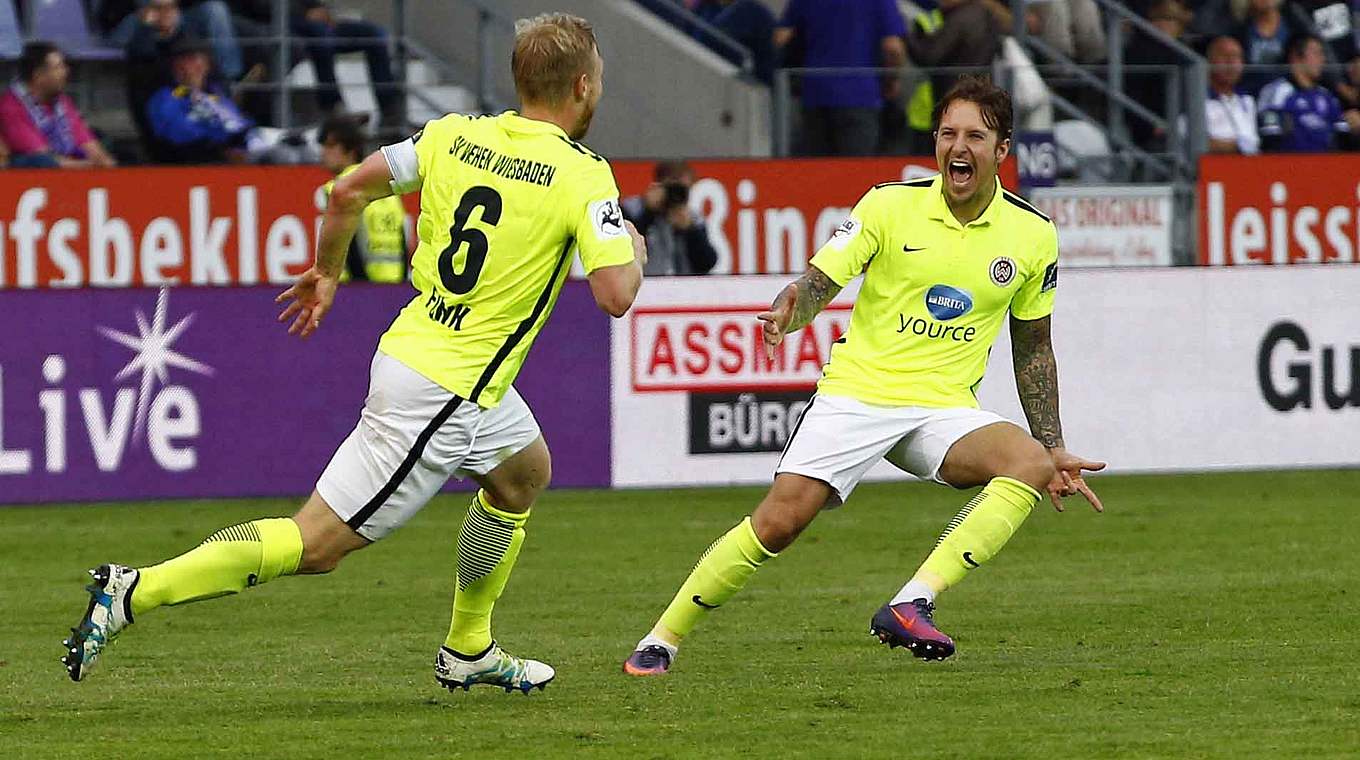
[0,42,117,169]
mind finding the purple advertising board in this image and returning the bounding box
[0,283,612,503]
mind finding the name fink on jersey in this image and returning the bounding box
[425,291,472,331]
[449,135,558,188]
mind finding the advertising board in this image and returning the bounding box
[1,158,1018,287]
[1199,154,1360,265]
[611,268,1360,489]
[1029,185,1174,266]
[0,282,611,503]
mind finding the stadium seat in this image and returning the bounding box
[1054,119,1117,182]
[1,0,21,59]
[29,0,119,60]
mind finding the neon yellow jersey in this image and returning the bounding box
[319,164,408,283]
[376,111,635,407]
[809,175,1059,408]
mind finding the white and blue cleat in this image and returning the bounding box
[434,642,554,694]
[62,564,139,682]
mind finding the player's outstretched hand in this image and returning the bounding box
[756,283,798,361]
[625,220,648,267]
[275,267,339,339]
[1045,448,1105,513]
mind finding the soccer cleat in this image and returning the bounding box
[62,564,139,681]
[434,643,554,694]
[622,645,673,676]
[869,598,956,661]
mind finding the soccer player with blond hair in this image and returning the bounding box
[625,77,1104,675]
[64,13,646,694]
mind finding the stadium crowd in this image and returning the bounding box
[0,0,400,168]
[3,0,1360,169]
[681,0,1360,155]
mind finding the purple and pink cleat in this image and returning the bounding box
[622,645,673,676]
[869,598,956,661]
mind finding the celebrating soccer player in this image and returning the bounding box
[64,13,647,693]
[624,77,1104,675]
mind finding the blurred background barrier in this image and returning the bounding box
[608,267,1360,489]
[1198,154,1360,265]
[0,283,612,503]
[0,158,1018,287]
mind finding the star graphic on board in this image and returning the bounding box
[98,288,214,442]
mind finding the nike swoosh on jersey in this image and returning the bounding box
[903,245,927,252]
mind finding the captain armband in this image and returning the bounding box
[381,138,421,195]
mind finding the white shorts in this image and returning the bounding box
[316,351,541,541]
[775,393,1009,505]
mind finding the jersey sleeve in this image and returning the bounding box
[573,161,636,274]
[808,189,881,286]
[381,115,463,194]
[1010,222,1059,320]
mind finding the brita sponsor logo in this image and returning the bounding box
[924,285,973,321]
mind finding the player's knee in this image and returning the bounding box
[486,480,542,512]
[294,525,361,574]
[751,511,797,552]
[297,541,347,574]
[1001,445,1055,492]
[751,498,812,552]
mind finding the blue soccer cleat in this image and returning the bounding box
[434,642,554,694]
[62,564,139,681]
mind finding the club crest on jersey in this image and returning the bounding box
[924,285,973,321]
[827,217,861,249]
[590,198,626,240]
[989,256,1016,287]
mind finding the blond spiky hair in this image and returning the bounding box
[512,13,598,104]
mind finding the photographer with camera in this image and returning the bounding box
[621,159,719,276]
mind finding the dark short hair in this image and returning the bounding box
[1285,32,1322,61]
[317,114,366,159]
[168,34,214,59]
[653,159,692,183]
[19,41,62,83]
[931,75,1014,142]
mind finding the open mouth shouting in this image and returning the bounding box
[947,156,975,190]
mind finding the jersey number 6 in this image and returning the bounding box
[438,186,503,295]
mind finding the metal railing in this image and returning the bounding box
[632,0,755,78]
[772,63,1188,179]
[1012,0,1209,177]
[234,0,514,131]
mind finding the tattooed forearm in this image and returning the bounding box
[1010,315,1064,448]
[783,265,842,333]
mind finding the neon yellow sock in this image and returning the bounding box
[911,476,1040,595]
[130,518,303,616]
[652,517,776,646]
[445,491,529,655]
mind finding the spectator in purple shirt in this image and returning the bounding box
[0,42,117,169]
[1259,33,1360,150]
[775,0,907,156]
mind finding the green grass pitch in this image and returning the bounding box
[3,470,1359,758]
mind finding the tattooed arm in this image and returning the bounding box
[1009,314,1063,448]
[1011,314,1109,512]
[756,266,842,358]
